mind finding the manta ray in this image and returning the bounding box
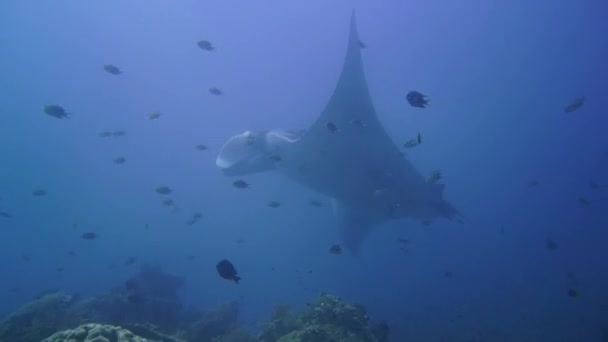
[216,13,459,254]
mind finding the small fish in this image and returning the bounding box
[310,200,323,207]
[267,201,281,208]
[397,238,409,244]
[216,259,241,283]
[80,232,98,240]
[21,254,31,262]
[195,144,208,151]
[403,139,419,148]
[98,131,112,138]
[43,104,70,119]
[124,256,137,266]
[357,40,366,48]
[349,119,366,126]
[578,197,590,206]
[155,186,172,195]
[236,237,246,244]
[232,179,251,189]
[545,238,558,250]
[56,267,64,273]
[589,181,599,189]
[406,91,430,108]
[186,255,196,261]
[148,111,161,120]
[417,132,422,144]
[112,130,127,137]
[113,157,126,164]
[269,155,282,162]
[162,199,174,206]
[527,180,539,188]
[421,219,432,226]
[103,64,122,75]
[67,251,76,257]
[444,271,454,278]
[32,189,47,197]
[329,244,343,255]
[197,40,215,51]
[564,97,585,113]
[209,87,222,96]
[427,170,442,184]
[326,122,339,133]
[0,211,12,218]
[567,288,579,298]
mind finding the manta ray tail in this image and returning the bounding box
[334,200,373,256]
[431,183,462,221]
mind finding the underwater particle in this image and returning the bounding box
[195,144,208,151]
[326,122,339,133]
[197,40,215,51]
[236,237,246,244]
[406,90,430,108]
[445,271,454,278]
[112,130,127,137]
[527,180,539,188]
[32,189,47,197]
[98,131,112,138]
[567,288,579,297]
[358,39,366,48]
[67,250,76,257]
[426,170,442,184]
[564,96,585,113]
[113,157,126,164]
[124,256,137,266]
[232,179,251,189]
[329,244,343,255]
[500,226,505,233]
[21,253,31,262]
[0,211,12,218]
[422,219,432,226]
[310,199,323,207]
[80,232,98,240]
[209,87,222,96]
[267,201,281,208]
[43,104,71,119]
[578,197,590,206]
[148,111,161,120]
[545,238,558,250]
[56,267,64,272]
[155,186,172,195]
[269,155,282,162]
[186,255,196,261]
[216,259,241,283]
[162,199,174,206]
[589,181,599,189]
[103,64,122,75]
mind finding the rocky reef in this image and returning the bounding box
[42,323,149,342]
[0,265,389,341]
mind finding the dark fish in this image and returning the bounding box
[417,132,422,144]
[103,64,122,75]
[124,256,137,266]
[444,271,454,278]
[326,122,339,133]
[112,130,127,137]
[98,131,112,138]
[216,259,241,283]
[232,179,251,189]
[56,267,64,273]
[421,219,432,226]
[155,186,172,195]
[357,40,366,48]
[197,40,215,51]
[267,201,281,208]
[329,244,343,255]
[32,189,47,197]
[310,200,323,207]
[43,104,70,119]
[162,199,174,206]
[545,238,558,250]
[195,144,208,151]
[500,226,505,233]
[187,212,202,226]
[236,237,246,244]
[578,197,590,206]
[113,157,126,164]
[0,211,12,218]
[269,155,282,162]
[80,232,98,240]
[564,97,585,113]
[406,91,429,108]
[186,255,196,261]
[527,180,539,188]
[567,288,579,298]
[209,87,222,96]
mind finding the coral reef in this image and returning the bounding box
[259,293,389,342]
[42,323,150,342]
[187,301,239,341]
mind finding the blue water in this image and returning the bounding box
[1,0,607,340]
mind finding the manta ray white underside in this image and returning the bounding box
[216,12,458,254]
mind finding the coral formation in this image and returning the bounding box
[41,323,150,342]
[187,301,239,341]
